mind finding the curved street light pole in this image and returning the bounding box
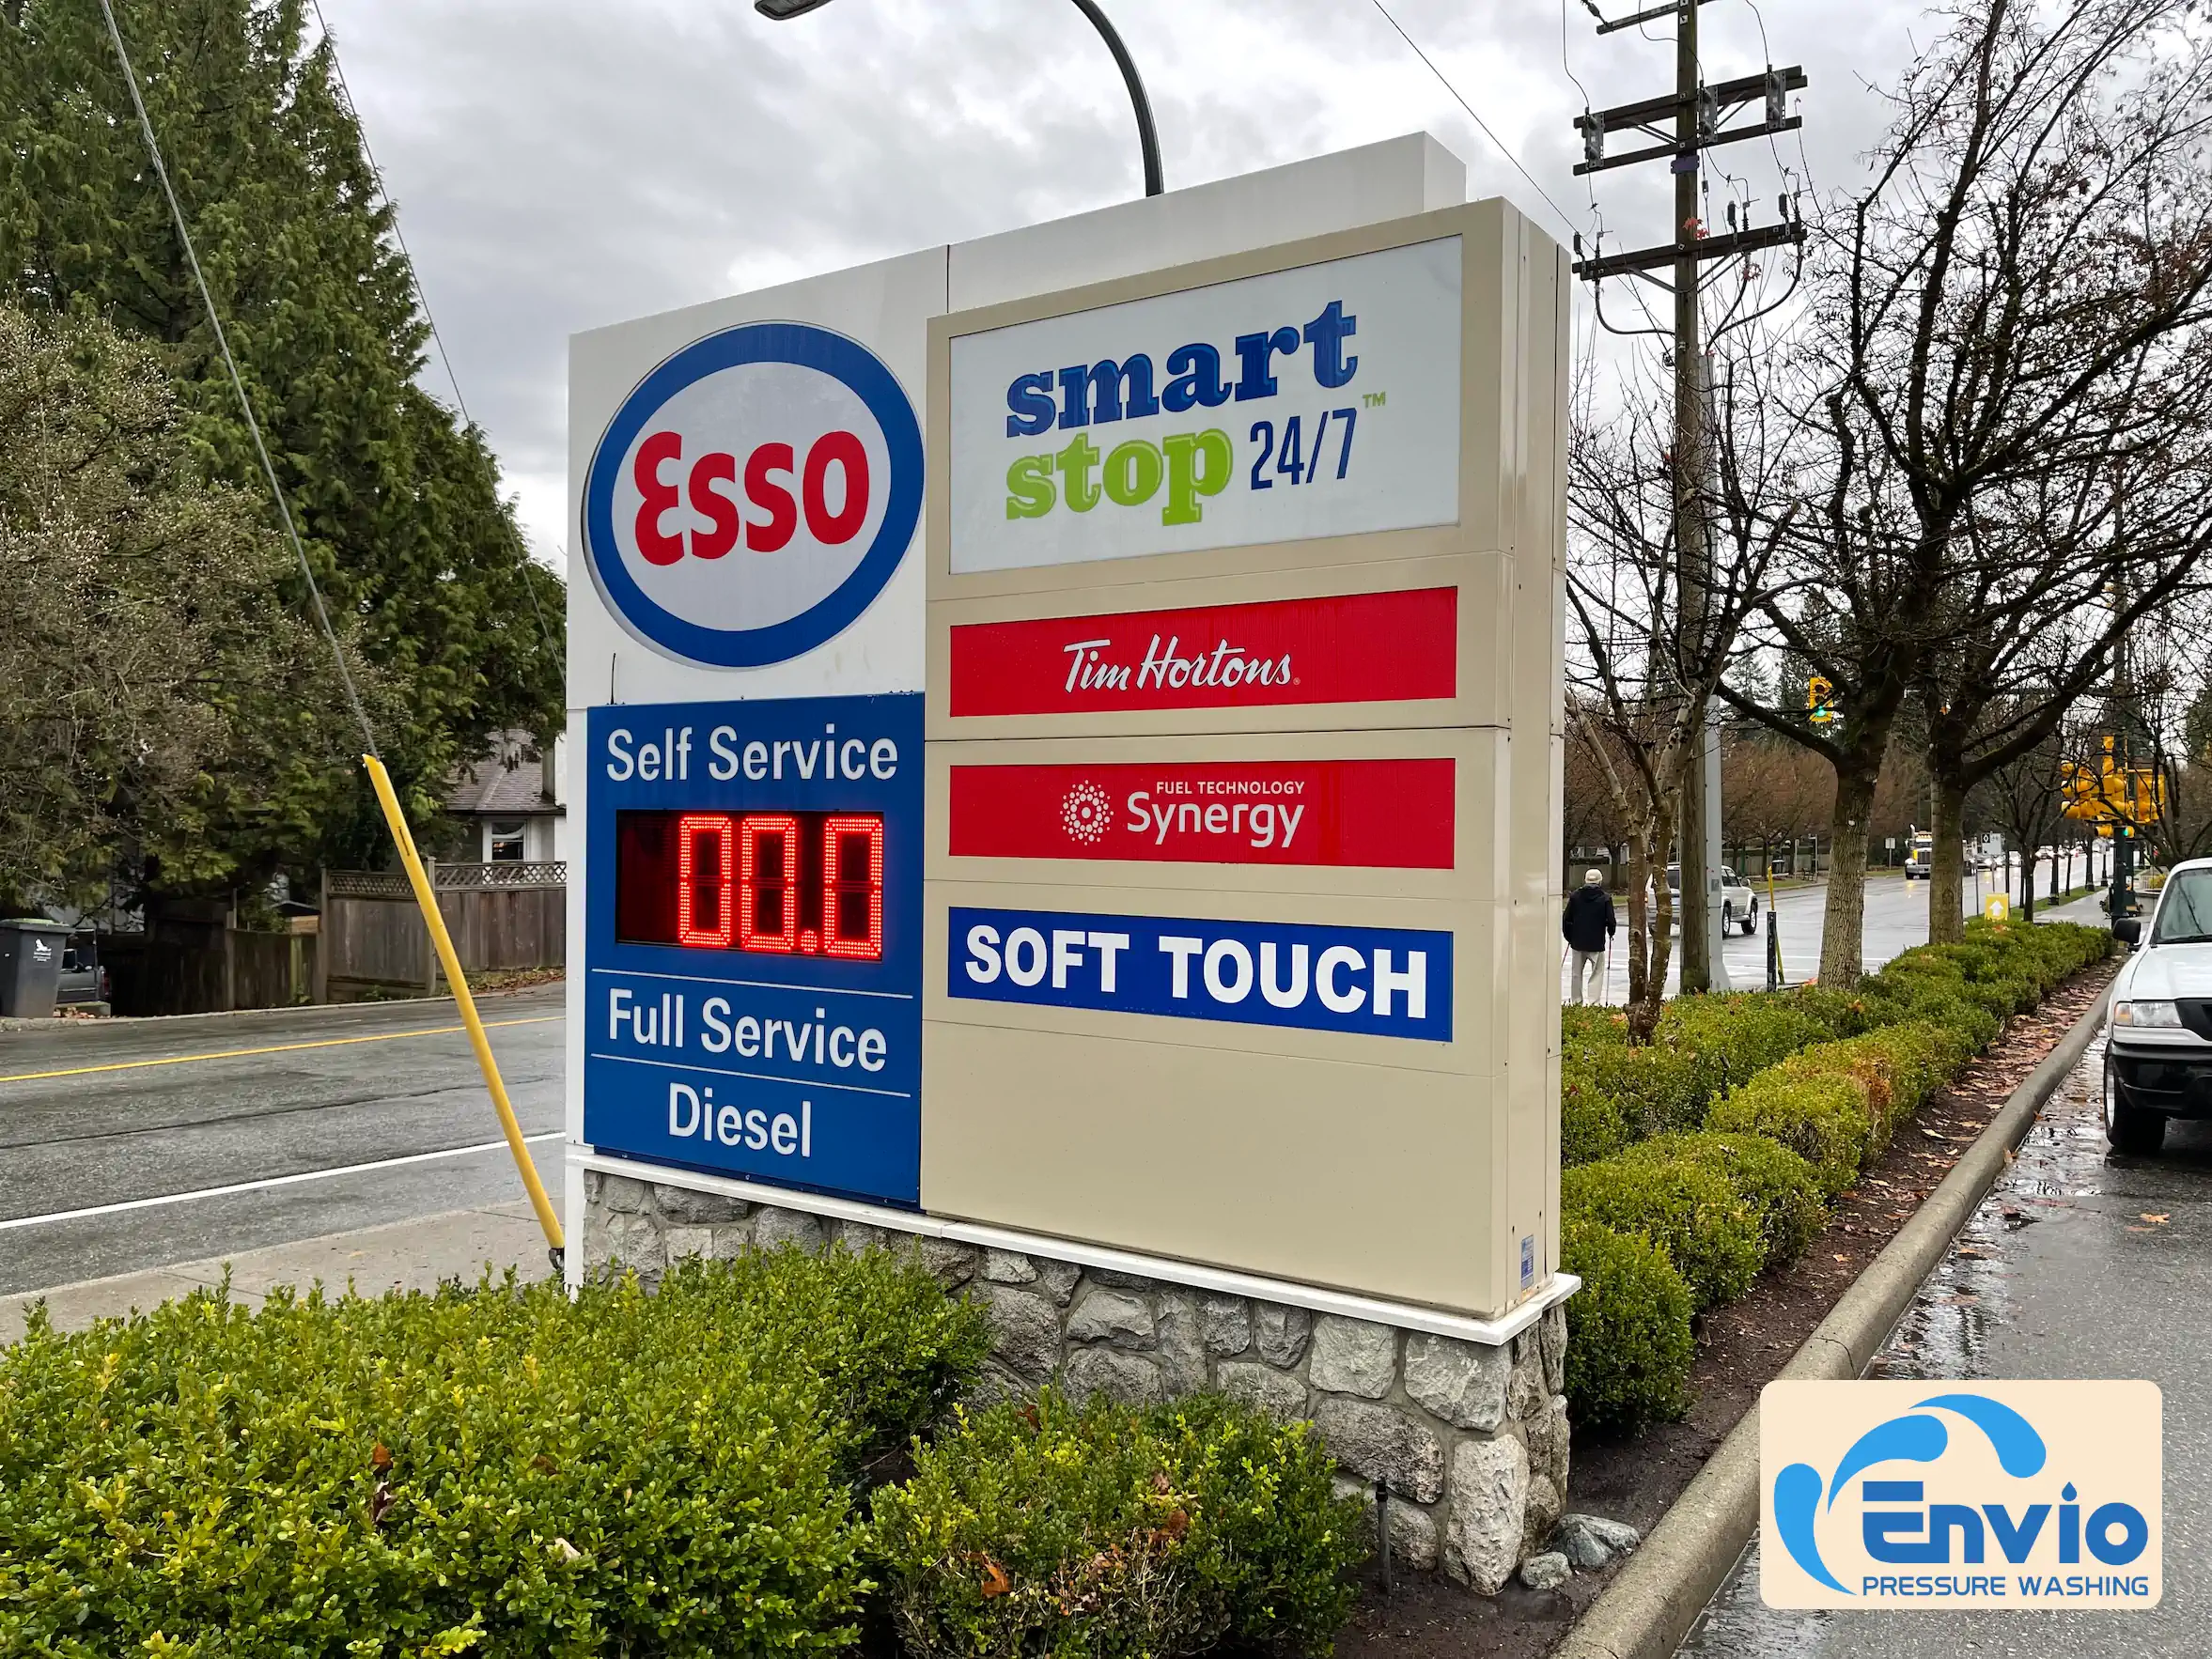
[754,0,1164,197]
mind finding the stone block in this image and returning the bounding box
[1218,1360,1307,1420]
[1538,1302,1567,1395]
[1555,1513,1640,1571]
[1506,1341,1547,1422]
[1309,1316,1397,1399]
[835,1221,893,1254]
[981,1248,1037,1284]
[1036,1259,1082,1305]
[1404,1332,1509,1431]
[1333,1477,1441,1572]
[596,1210,663,1275]
[966,1361,1030,1412]
[663,1226,713,1262]
[1067,1287,1155,1349]
[978,1283,1062,1379]
[1087,1266,1156,1291]
[1154,1293,1208,1393]
[1519,1551,1571,1591]
[1444,1435,1530,1594]
[1064,1346,1161,1406]
[1522,1473,1564,1557]
[653,1184,750,1224]
[1201,1295,1251,1356]
[1313,1397,1443,1503]
[598,1173,649,1214]
[1526,1394,1571,1492]
[1254,1302,1312,1368]
[918,1238,980,1288]
[1390,1497,1441,1572]
[753,1207,827,1254]
[709,1221,753,1259]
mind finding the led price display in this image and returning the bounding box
[616,810,884,959]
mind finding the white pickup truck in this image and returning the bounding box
[1661,863,1759,936]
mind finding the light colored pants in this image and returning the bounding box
[1568,947,1604,1004]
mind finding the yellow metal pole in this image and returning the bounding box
[362,754,565,1254]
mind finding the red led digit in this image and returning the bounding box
[821,814,884,961]
[675,814,735,947]
[738,814,799,954]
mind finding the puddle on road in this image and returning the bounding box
[1675,1032,2119,1654]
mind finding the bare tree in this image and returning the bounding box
[1568,351,1800,1035]
[1718,0,2212,983]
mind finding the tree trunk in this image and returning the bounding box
[1927,774,1969,944]
[2019,848,2036,922]
[1624,804,1675,1045]
[1819,765,1879,986]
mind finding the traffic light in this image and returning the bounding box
[1806,674,1836,724]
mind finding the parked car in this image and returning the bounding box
[2105,859,2212,1153]
[55,932,110,1009]
[1659,864,1760,936]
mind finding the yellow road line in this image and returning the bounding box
[0,1016,560,1085]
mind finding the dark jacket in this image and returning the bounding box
[1562,885,1616,953]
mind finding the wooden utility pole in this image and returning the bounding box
[1571,0,1805,993]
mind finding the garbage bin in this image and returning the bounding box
[0,919,70,1018]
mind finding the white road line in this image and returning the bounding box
[0,1133,564,1233]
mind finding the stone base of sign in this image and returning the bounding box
[582,1165,1572,1596]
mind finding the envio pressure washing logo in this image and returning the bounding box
[1760,1380,2162,1608]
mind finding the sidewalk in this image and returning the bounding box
[0,1200,552,1345]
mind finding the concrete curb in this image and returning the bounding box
[1553,976,2114,1659]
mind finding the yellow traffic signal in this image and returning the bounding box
[1807,674,1835,724]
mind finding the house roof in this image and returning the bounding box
[447,732,561,818]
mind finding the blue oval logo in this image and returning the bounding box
[582,322,922,668]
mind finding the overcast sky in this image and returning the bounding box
[312,0,1935,570]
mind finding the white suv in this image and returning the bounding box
[1662,864,1760,936]
[2104,858,2212,1153]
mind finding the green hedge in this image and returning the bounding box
[1562,1155,1764,1311]
[1621,1131,1827,1264]
[1703,1020,1966,1194]
[1561,918,2107,1431]
[871,1388,1363,1659]
[1561,989,1855,1166]
[0,1250,989,1659]
[1560,1217,1695,1434]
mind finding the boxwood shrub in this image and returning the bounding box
[0,1249,989,1659]
[871,1388,1364,1659]
[1621,1131,1827,1264]
[1705,1019,1971,1194]
[1559,1216,1695,1434]
[1562,1155,1766,1310]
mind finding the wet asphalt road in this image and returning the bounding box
[1680,1024,2211,1656]
[0,988,564,1295]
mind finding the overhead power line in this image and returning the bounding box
[98,0,380,760]
[308,0,564,673]
[1366,0,1583,244]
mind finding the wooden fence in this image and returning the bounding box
[318,861,566,1001]
[103,902,319,1017]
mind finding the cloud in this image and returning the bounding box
[315,0,1932,568]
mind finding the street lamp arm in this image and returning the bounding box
[1067,0,1163,197]
[755,0,1163,197]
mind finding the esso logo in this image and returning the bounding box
[583,322,921,667]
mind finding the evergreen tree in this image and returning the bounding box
[0,0,561,878]
[0,302,368,911]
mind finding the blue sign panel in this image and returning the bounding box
[585,694,922,1205]
[949,907,1452,1041]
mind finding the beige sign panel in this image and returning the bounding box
[922,201,1566,1320]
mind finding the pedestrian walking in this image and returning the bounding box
[1562,868,1615,1006]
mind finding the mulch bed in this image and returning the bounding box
[1328,961,2117,1659]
